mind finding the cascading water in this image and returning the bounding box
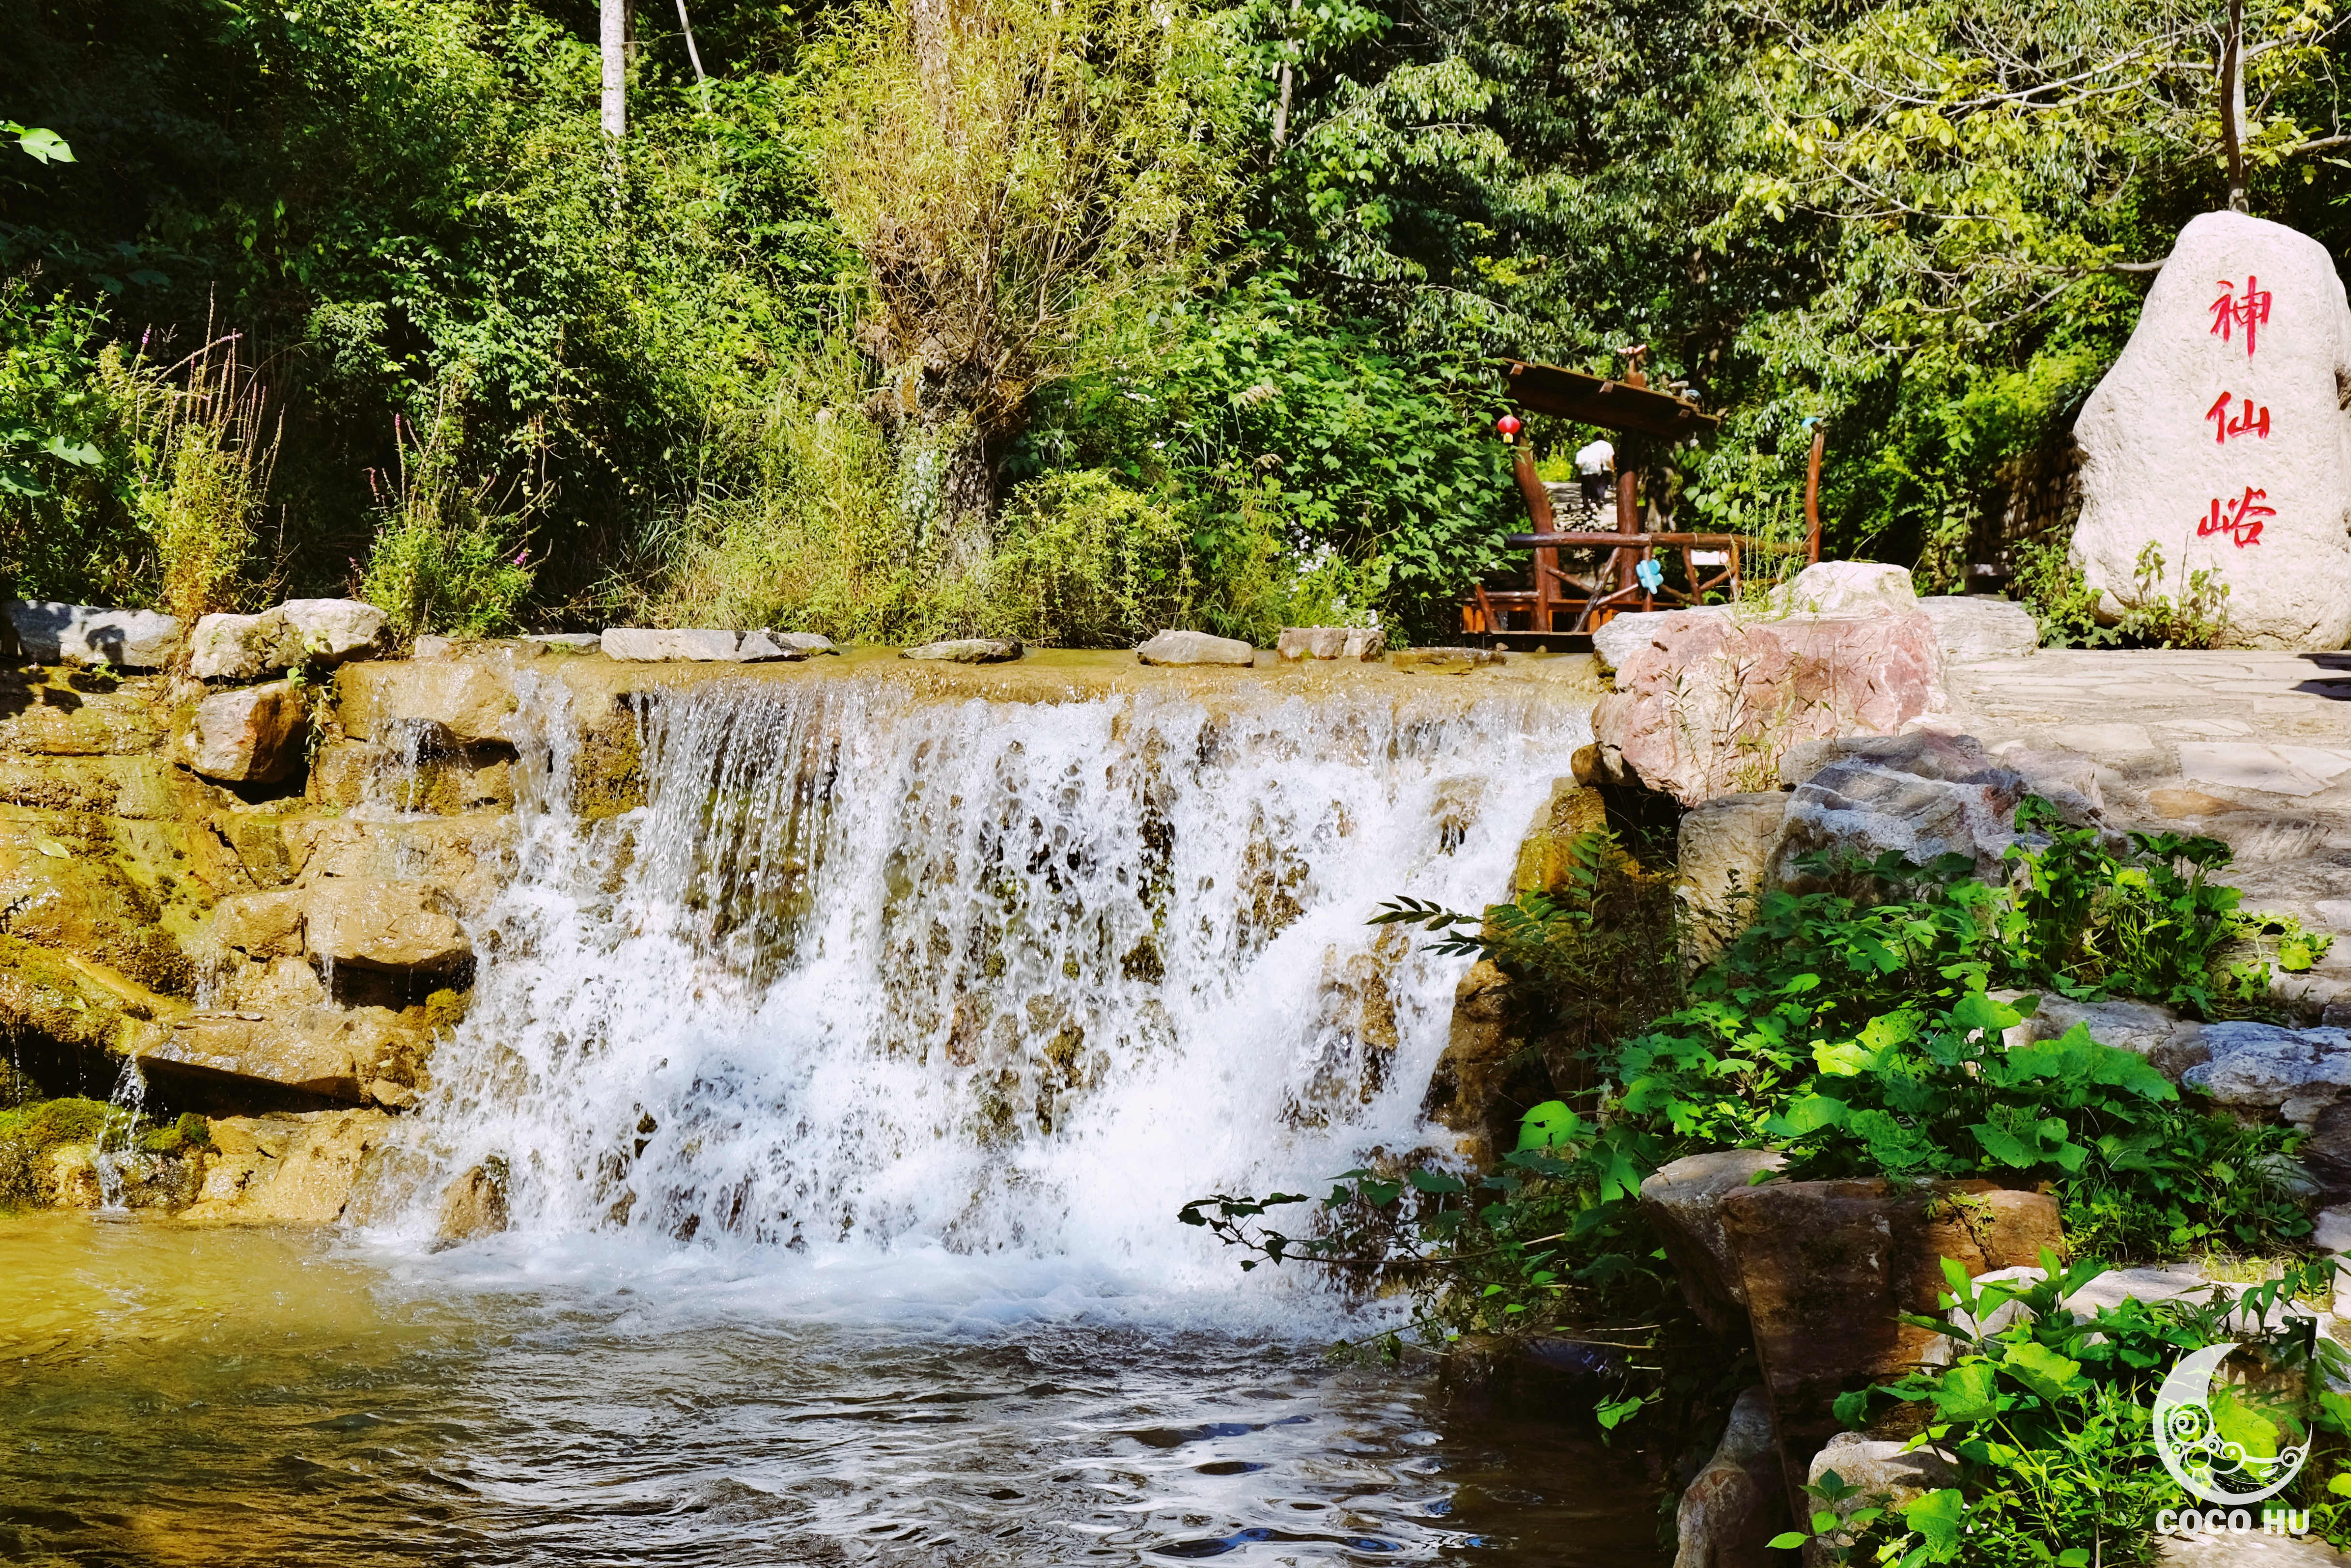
[392,669,1592,1294]
[2,663,1673,1567]
[88,1057,148,1215]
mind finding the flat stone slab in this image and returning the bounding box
[1276,626,1383,661]
[600,628,740,661]
[1134,630,1252,666]
[521,633,603,652]
[2179,741,2351,797]
[901,638,1023,664]
[6,601,182,669]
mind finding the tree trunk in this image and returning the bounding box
[2220,0,2249,213]
[928,419,996,581]
[600,0,628,138]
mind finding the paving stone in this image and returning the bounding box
[2179,742,2351,797]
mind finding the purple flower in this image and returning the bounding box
[513,549,530,567]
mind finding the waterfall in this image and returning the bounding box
[387,670,1591,1293]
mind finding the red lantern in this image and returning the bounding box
[1496,414,1522,438]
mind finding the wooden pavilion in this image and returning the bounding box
[1463,357,1744,639]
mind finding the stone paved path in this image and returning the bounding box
[1949,648,2351,1007]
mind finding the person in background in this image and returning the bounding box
[1574,437,1615,517]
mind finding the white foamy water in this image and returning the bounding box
[383,670,1590,1306]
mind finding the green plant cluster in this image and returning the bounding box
[0,1096,212,1210]
[1778,1255,2349,1565]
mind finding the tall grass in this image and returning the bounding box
[114,330,280,628]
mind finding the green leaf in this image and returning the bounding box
[1516,1099,1581,1151]
[1950,990,2020,1033]
[1902,1489,1967,1555]
[1926,1361,1999,1423]
[13,125,74,164]
[1406,1168,1467,1194]
[2000,1340,2082,1403]
[1766,1534,1809,1550]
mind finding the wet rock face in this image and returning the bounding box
[304,876,472,974]
[4,601,182,669]
[1717,1178,2061,1456]
[180,681,305,783]
[1670,1387,1785,1568]
[2075,210,2351,650]
[336,660,520,748]
[189,599,389,681]
[181,1109,394,1223]
[1133,630,1251,667]
[1590,592,1950,806]
[435,1159,510,1243]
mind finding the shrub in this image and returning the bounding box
[121,331,279,629]
[981,470,1197,646]
[359,381,536,640]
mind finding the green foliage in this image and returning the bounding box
[981,471,1198,647]
[358,384,536,640]
[2000,797,2323,1012]
[1372,826,1683,1058]
[0,1096,114,1210]
[1779,1254,2346,1565]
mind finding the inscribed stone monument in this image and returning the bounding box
[2073,210,2351,649]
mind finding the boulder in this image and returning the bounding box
[1134,630,1250,667]
[335,660,519,748]
[1511,777,1613,894]
[1770,731,2105,888]
[1276,627,1384,662]
[5,601,182,669]
[1916,595,2040,660]
[188,600,387,680]
[1676,794,1788,963]
[1804,1431,1957,1527]
[307,737,513,815]
[1996,992,2209,1083]
[212,887,307,959]
[1764,561,1920,617]
[599,627,740,661]
[305,876,470,973]
[179,680,305,783]
[1671,1387,1786,1568]
[1592,611,1671,675]
[2074,211,2351,650]
[284,815,515,919]
[1420,959,1522,1164]
[2301,1101,2351,1197]
[736,629,838,662]
[2184,1021,2351,1111]
[182,1109,394,1224]
[1640,1150,1788,1341]
[902,637,1025,664]
[1590,606,1949,806]
[143,1007,384,1103]
[434,1159,510,1243]
[1719,1178,2061,1456]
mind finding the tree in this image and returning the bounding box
[814,0,1240,573]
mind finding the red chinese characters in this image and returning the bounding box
[2198,486,2273,548]
[2206,390,2271,443]
[2212,276,2273,356]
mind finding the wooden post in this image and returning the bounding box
[1615,463,1641,615]
[1804,423,1825,563]
[1512,445,1558,633]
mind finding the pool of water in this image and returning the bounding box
[0,1216,1666,1567]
